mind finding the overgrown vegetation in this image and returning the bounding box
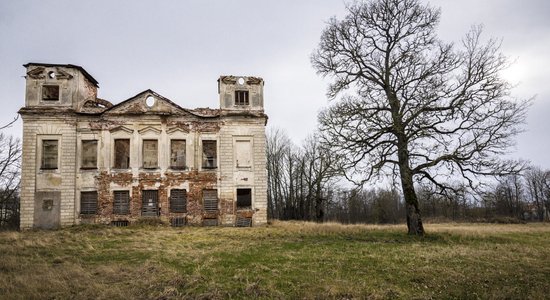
[1,222,549,299]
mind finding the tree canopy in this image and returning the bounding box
[312,0,530,235]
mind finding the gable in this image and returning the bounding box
[103,90,188,116]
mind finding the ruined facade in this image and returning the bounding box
[19,63,268,229]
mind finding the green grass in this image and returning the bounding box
[1,222,549,299]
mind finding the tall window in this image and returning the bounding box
[141,190,159,216]
[237,188,252,208]
[80,191,97,215]
[42,85,60,101]
[203,189,218,212]
[81,140,97,169]
[41,140,58,169]
[113,191,130,215]
[170,189,187,213]
[235,90,249,105]
[170,139,186,169]
[142,140,158,169]
[202,140,217,169]
[114,139,130,169]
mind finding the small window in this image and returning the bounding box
[81,140,97,169]
[235,90,249,105]
[42,85,60,101]
[113,191,130,215]
[203,189,218,212]
[236,217,252,227]
[80,191,98,215]
[237,188,252,209]
[170,189,187,213]
[171,217,186,227]
[41,140,58,169]
[142,140,158,169]
[170,140,186,169]
[202,140,217,169]
[114,139,130,169]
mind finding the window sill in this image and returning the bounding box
[111,168,131,173]
[141,167,160,171]
[236,207,252,211]
[169,166,188,171]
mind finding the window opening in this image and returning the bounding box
[145,96,156,107]
[171,217,186,227]
[113,191,130,215]
[141,190,159,217]
[111,220,129,227]
[170,139,186,169]
[80,191,97,215]
[142,140,158,169]
[236,217,252,227]
[237,188,252,208]
[42,85,60,101]
[170,189,187,213]
[202,140,217,169]
[235,90,249,105]
[41,140,58,169]
[203,189,218,212]
[114,139,130,169]
[81,140,97,169]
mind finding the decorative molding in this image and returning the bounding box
[54,69,73,80]
[109,126,133,134]
[221,76,238,84]
[27,67,45,79]
[138,126,161,135]
[167,126,188,134]
[36,124,62,135]
[246,77,263,85]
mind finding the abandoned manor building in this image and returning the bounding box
[18,63,268,229]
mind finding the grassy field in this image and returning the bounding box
[1,222,549,299]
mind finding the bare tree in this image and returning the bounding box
[312,0,530,235]
[266,128,341,221]
[0,132,21,229]
[525,166,549,221]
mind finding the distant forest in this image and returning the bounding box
[267,128,550,224]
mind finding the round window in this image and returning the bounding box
[145,96,156,107]
[237,77,245,85]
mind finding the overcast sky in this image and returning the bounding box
[1,0,549,168]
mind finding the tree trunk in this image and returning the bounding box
[395,124,425,235]
[406,202,424,235]
[401,175,424,235]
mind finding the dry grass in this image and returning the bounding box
[1,222,549,299]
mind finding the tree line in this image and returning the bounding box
[267,127,549,224]
[0,117,21,230]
